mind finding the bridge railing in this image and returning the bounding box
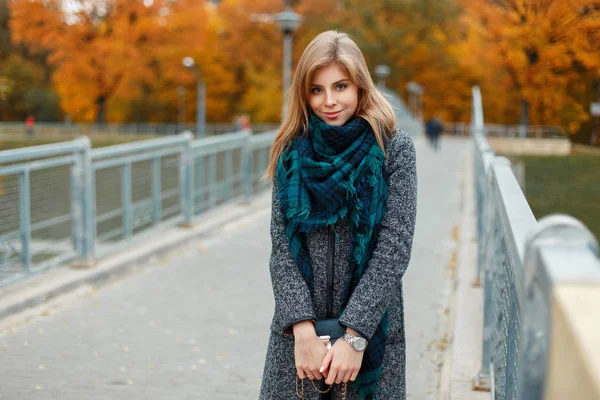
[0,129,277,286]
[471,85,600,399]
[445,122,566,139]
[0,122,279,136]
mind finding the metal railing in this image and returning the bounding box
[0,122,279,137]
[445,122,566,139]
[0,129,277,287]
[471,85,600,399]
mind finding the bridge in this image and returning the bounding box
[0,87,598,399]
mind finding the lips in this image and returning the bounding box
[323,110,343,119]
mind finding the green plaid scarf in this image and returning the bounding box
[275,113,389,399]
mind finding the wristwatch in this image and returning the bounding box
[342,332,368,352]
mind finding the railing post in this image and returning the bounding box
[242,133,253,203]
[19,169,32,272]
[224,149,233,201]
[179,132,194,226]
[208,153,217,208]
[72,136,96,267]
[152,156,162,225]
[517,215,599,400]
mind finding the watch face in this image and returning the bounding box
[354,337,367,351]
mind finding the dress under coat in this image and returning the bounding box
[259,130,418,400]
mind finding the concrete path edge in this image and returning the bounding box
[438,141,490,400]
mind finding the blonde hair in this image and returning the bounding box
[263,30,396,180]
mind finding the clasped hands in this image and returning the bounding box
[293,321,364,386]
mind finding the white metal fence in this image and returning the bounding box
[0,129,276,287]
[471,85,600,399]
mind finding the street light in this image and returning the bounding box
[275,7,302,118]
[182,56,206,138]
[406,81,424,120]
[177,86,186,132]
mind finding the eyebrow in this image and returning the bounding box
[310,79,350,88]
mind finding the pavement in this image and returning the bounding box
[0,136,488,400]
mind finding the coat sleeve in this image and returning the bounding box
[338,131,418,340]
[269,183,318,335]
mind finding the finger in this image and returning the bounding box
[336,370,347,384]
[305,369,316,381]
[325,366,339,386]
[350,368,360,382]
[337,368,349,384]
[320,349,334,374]
[297,368,306,380]
[311,368,323,380]
[325,371,337,386]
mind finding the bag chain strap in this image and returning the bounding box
[296,376,347,400]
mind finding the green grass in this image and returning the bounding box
[509,153,600,241]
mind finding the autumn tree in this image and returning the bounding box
[9,0,209,124]
[461,0,600,134]
[0,0,63,121]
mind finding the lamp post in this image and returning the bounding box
[182,57,206,138]
[406,81,424,120]
[177,86,186,132]
[275,6,302,118]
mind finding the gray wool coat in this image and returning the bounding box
[260,130,418,400]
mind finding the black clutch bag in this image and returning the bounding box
[315,318,345,347]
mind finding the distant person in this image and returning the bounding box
[26,115,35,137]
[232,114,251,132]
[425,117,443,151]
[260,31,417,400]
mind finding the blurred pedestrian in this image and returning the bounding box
[26,115,35,137]
[425,117,443,151]
[260,30,417,400]
[232,114,251,132]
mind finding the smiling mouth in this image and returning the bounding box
[323,110,343,118]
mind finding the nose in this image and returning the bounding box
[325,90,337,107]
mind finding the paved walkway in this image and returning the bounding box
[0,136,469,399]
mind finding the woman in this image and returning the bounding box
[260,30,417,400]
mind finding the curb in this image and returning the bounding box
[438,140,489,400]
[0,189,273,326]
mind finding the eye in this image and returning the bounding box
[336,83,348,90]
[310,87,322,94]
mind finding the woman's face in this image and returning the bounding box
[308,63,358,126]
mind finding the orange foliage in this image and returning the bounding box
[461,0,600,132]
[9,0,208,123]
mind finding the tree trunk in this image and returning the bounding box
[95,95,106,127]
[519,97,529,138]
